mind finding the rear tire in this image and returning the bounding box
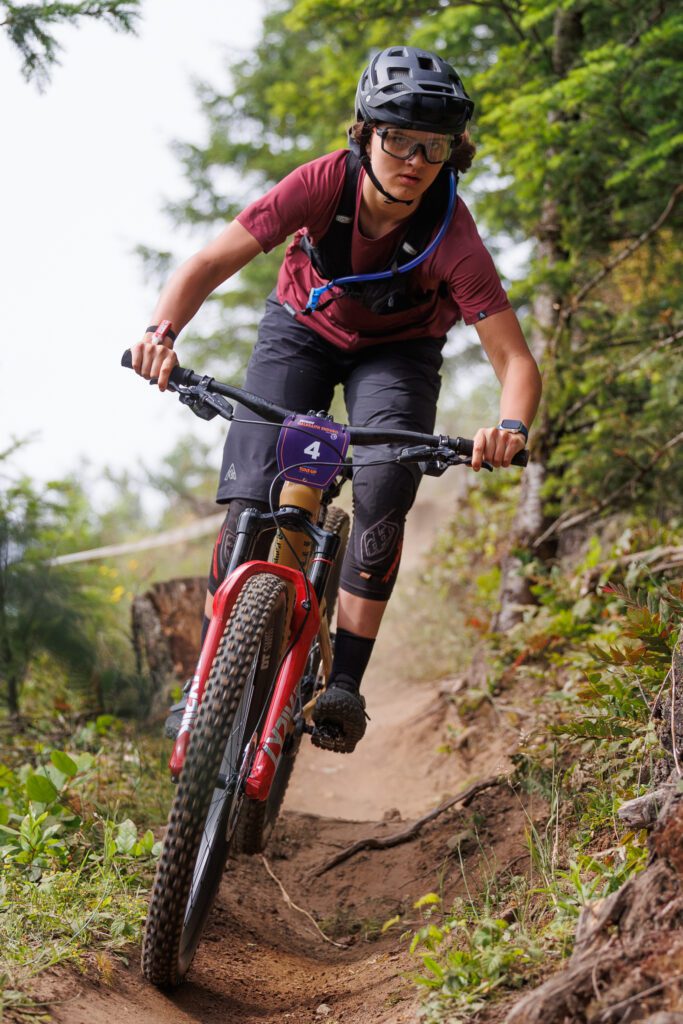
[234,504,350,855]
[141,573,289,987]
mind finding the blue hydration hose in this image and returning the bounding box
[304,169,458,314]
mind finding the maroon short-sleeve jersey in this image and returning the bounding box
[236,150,511,350]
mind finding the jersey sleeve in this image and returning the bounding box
[440,200,511,325]
[236,151,347,254]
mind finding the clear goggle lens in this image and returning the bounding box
[377,128,453,164]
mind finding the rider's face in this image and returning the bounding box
[366,124,448,201]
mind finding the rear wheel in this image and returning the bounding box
[234,504,351,854]
[141,573,290,987]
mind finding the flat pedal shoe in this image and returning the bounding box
[311,685,368,754]
[164,679,192,740]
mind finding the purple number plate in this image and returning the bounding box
[276,413,350,489]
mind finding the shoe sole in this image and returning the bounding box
[311,689,366,754]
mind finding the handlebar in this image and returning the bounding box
[121,350,529,468]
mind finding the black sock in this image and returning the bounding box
[330,628,375,692]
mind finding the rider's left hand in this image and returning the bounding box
[471,426,526,472]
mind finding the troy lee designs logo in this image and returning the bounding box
[261,690,297,766]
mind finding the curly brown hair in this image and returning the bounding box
[348,120,476,173]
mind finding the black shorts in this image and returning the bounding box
[217,293,444,504]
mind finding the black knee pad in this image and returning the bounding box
[207,498,272,595]
[340,464,417,601]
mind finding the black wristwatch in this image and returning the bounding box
[497,419,529,442]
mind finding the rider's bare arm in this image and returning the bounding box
[131,221,263,390]
[472,307,542,471]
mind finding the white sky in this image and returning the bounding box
[1,6,530,511]
[1,0,265,494]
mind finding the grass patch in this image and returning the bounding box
[0,717,171,1011]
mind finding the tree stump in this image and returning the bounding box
[131,576,204,716]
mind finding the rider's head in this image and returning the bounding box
[351,46,475,204]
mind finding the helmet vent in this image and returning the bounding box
[418,56,438,70]
[418,83,452,95]
[388,68,409,80]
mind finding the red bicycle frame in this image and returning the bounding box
[169,561,321,795]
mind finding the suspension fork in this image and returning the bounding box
[169,560,320,778]
[170,482,341,779]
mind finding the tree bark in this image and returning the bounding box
[494,8,583,630]
[131,576,204,717]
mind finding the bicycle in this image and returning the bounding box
[121,350,528,987]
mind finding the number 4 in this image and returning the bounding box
[303,441,321,461]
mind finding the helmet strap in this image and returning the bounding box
[348,130,414,207]
[360,153,414,206]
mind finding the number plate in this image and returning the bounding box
[276,413,350,489]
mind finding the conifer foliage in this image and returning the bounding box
[166,0,682,581]
[1,0,141,87]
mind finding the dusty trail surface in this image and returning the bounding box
[43,477,533,1024]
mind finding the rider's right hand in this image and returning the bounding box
[130,337,179,392]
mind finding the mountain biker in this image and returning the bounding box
[130,45,542,753]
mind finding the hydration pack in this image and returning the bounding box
[298,145,455,316]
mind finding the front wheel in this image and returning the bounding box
[141,573,290,987]
[234,504,351,855]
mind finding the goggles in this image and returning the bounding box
[375,126,454,164]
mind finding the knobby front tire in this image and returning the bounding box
[234,504,351,855]
[141,573,290,988]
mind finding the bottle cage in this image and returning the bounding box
[302,168,458,315]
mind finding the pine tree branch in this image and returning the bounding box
[551,184,683,346]
[581,545,683,591]
[560,328,683,427]
[533,431,683,547]
[2,1,140,87]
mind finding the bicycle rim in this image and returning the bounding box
[141,573,290,987]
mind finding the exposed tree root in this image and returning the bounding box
[314,775,505,876]
[504,793,683,1023]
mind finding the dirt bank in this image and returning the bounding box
[37,476,534,1024]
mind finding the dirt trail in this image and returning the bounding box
[44,475,533,1024]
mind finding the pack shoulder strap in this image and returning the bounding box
[299,150,360,281]
[299,146,452,289]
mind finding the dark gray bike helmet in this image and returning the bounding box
[356,46,474,135]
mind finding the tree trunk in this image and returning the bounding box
[494,9,583,630]
[131,576,205,718]
[6,669,19,719]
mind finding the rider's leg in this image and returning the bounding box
[312,462,415,753]
[312,338,443,751]
[199,498,274,645]
[337,591,387,637]
[328,458,416,688]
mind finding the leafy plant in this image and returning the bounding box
[0,731,163,1009]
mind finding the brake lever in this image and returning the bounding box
[150,376,234,422]
[400,445,493,475]
[423,455,493,475]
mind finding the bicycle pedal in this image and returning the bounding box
[293,714,314,737]
[311,724,355,754]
